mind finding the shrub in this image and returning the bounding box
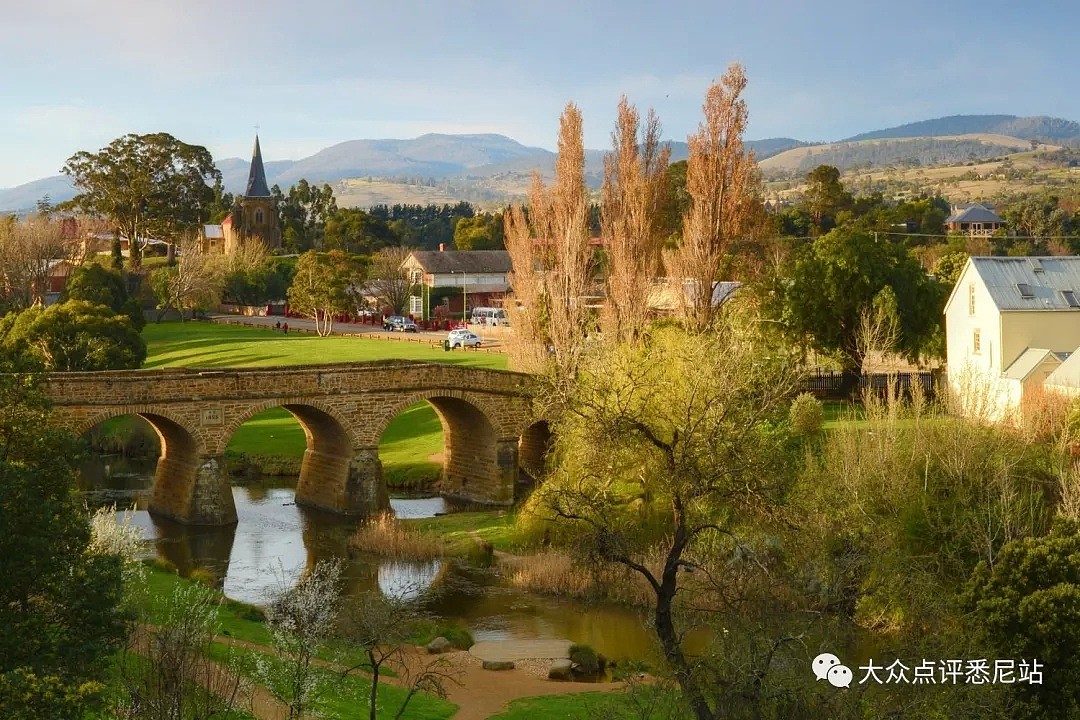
[224,598,266,622]
[789,392,824,435]
[441,626,474,650]
[152,558,178,574]
[569,643,600,674]
[350,513,444,560]
[188,567,218,588]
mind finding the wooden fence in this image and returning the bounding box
[800,371,938,400]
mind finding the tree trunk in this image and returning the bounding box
[654,584,714,720]
[368,652,379,720]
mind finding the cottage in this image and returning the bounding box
[945,203,1005,236]
[400,248,511,316]
[945,256,1080,419]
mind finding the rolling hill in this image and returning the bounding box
[2,115,1077,212]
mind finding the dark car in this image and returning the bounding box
[383,315,418,333]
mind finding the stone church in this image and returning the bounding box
[203,135,281,254]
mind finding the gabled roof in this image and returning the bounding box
[946,203,1004,224]
[961,256,1080,311]
[1002,348,1061,381]
[245,135,272,198]
[1046,351,1080,389]
[405,250,512,274]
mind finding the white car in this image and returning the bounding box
[447,329,482,349]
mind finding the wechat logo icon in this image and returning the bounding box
[813,652,852,688]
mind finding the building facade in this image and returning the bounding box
[204,135,281,254]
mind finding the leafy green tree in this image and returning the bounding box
[224,256,295,306]
[61,263,145,330]
[801,165,853,233]
[206,176,235,224]
[0,369,128,719]
[323,207,398,254]
[1,300,146,371]
[62,132,221,269]
[767,226,945,379]
[452,213,504,250]
[286,250,365,335]
[531,320,800,720]
[273,180,337,252]
[964,518,1080,719]
[932,250,969,287]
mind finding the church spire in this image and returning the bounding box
[244,134,271,198]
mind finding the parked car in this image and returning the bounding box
[447,328,482,348]
[383,315,419,332]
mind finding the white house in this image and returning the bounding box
[945,256,1080,420]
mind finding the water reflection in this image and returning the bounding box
[79,458,666,661]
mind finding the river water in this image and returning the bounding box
[79,457,666,662]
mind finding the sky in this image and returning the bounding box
[2,0,1078,188]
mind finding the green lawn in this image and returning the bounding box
[143,321,508,370]
[404,510,524,554]
[140,321,507,488]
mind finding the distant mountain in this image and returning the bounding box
[760,133,1032,176]
[844,114,1080,144]
[0,118,1075,212]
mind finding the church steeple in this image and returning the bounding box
[245,135,271,198]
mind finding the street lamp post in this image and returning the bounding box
[451,270,468,327]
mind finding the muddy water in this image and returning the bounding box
[79,458,673,662]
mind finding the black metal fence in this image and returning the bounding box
[800,370,938,400]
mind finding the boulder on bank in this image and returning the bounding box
[483,660,515,671]
[427,636,452,654]
[548,659,573,680]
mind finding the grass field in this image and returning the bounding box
[136,322,509,487]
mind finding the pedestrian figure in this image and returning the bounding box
[275,320,281,330]
[282,322,289,335]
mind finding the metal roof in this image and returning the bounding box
[969,257,1080,310]
[406,250,512,274]
[946,204,1004,224]
[203,224,224,239]
[1002,348,1060,381]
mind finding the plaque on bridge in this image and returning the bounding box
[201,408,224,425]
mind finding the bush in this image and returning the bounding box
[569,643,600,674]
[224,598,266,622]
[152,558,178,574]
[789,392,825,435]
[188,567,217,588]
[441,626,474,650]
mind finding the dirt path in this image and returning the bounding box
[206,629,624,719]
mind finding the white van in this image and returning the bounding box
[470,307,508,327]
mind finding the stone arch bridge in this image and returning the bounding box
[45,362,549,526]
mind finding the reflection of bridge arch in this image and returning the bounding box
[81,407,235,525]
[46,362,537,525]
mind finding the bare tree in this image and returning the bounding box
[600,97,670,343]
[503,104,595,374]
[0,214,74,311]
[664,64,764,331]
[115,582,248,720]
[339,589,458,720]
[504,175,552,372]
[257,560,343,720]
[150,234,226,322]
[367,246,417,315]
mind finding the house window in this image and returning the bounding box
[968,284,975,315]
[255,209,264,225]
[410,270,423,284]
[973,329,981,354]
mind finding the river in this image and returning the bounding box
[79,457,668,662]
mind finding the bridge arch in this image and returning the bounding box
[375,390,514,505]
[79,407,236,526]
[222,399,389,517]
